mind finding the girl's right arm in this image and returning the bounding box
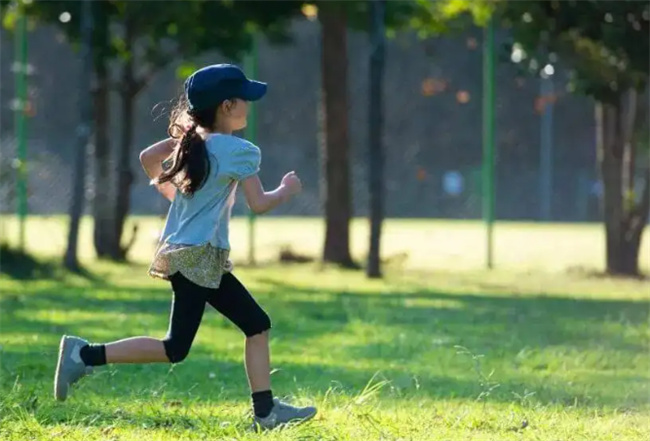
[139,138,177,201]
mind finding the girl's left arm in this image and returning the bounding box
[241,175,290,214]
[139,138,176,202]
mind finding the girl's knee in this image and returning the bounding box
[162,337,192,363]
[243,312,271,338]
[246,328,270,341]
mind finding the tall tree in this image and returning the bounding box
[91,5,114,259]
[497,0,649,276]
[312,0,453,268]
[64,0,93,271]
[416,0,649,275]
[318,2,355,267]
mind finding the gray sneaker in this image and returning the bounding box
[54,335,93,401]
[253,398,317,430]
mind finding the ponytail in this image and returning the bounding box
[156,93,218,196]
[156,122,211,196]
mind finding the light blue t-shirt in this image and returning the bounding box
[160,133,260,250]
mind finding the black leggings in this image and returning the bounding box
[162,272,271,363]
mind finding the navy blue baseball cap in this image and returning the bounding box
[184,64,267,111]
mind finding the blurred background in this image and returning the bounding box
[0,3,649,439]
[0,0,648,276]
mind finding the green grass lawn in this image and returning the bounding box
[2,215,650,272]
[1,217,649,440]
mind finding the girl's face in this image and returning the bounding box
[215,99,248,133]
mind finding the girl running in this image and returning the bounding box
[54,64,317,430]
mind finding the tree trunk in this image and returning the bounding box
[320,6,355,267]
[92,61,113,259]
[111,19,136,261]
[112,86,135,261]
[64,0,93,271]
[367,0,386,278]
[596,93,649,277]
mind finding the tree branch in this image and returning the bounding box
[623,89,638,195]
[634,168,650,224]
[120,223,139,260]
[627,167,650,242]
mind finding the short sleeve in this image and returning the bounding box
[229,141,261,180]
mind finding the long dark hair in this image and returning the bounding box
[155,94,216,196]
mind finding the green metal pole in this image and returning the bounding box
[15,6,28,252]
[482,17,496,269]
[244,35,258,265]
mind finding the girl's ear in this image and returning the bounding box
[222,99,234,114]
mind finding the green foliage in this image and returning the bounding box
[154,0,302,61]
[0,0,499,80]
[427,1,650,104]
[313,0,493,38]
[497,0,650,103]
[435,0,494,25]
[1,0,304,76]
[408,0,494,38]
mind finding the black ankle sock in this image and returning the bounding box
[79,344,106,366]
[252,390,274,418]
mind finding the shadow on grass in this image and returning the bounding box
[2,270,648,412]
[5,273,648,354]
[0,244,58,280]
[257,277,649,346]
[9,280,649,354]
[0,244,103,283]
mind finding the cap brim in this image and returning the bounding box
[240,80,267,101]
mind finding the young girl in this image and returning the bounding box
[54,64,317,430]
